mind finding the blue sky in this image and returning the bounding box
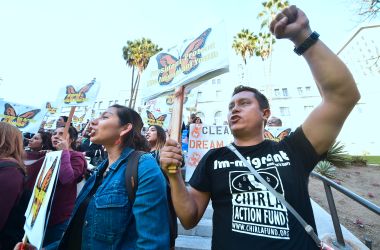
[0,0,368,107]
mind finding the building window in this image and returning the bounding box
[216,90,222,99]
[282,88,288,97]
[114,100,118,104]
[108,100,113,107]
[297,87,303,95]
[92,102,97,109]
[274,89,280,96]
[197,91,203,101]
[214,111,222,125]
[305,86,311,93]
[98,101,103,109]
[125,99,129,106]
[280,107,290,116]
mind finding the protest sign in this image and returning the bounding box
[140,22,229,101]
[185,124,233,181]
[24,151,62,249]
[57,78,100,108]
[264,127,292,142]
[0,100,46,134]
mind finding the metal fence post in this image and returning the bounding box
[323,181,346,247]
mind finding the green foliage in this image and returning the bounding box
[232,29,258,64]
[326,141,350,168]
[315,161,336,179]
[122,38,162,72]
[363,156,380,165]
[122,38,162,108]
[233,0,289,64]
[350,156,368,166]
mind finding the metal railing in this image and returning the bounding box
[311,171,380,250]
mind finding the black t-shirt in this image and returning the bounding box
[189,127,323,250]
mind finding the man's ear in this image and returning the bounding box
[120,123,133,137]
[263,109,271,121]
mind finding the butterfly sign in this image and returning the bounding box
[146,110,168,127]
[140,22,229,101]
[156,28,212,85]
[57,78,100,107]
[0,100,46,134]
[45,102,57,115]
[264,127,292,142]
[42,117,56,130]
[72,110,87,131]
[24,151,62,250]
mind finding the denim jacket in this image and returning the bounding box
[47,147,169,250]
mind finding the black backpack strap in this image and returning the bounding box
[125,151,145,203]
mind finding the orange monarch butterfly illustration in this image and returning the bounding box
[191,124,202,139]
[64,78,96,104]
[45,102,57,115]
[188,152,202,167]
[264,128,291,142]
[156,28,212,85]
[28,156,58,228]
[1,103,40,128]
[72,113,86,123]
[146,111,167,126]
[44,119,56,129]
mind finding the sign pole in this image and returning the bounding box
[168,86,185,173]
[63,106,76,137]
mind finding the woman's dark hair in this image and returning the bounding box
[110,104,150,152]
[39,131,54,150]
[67,126,78,150]
[149,125,166,151]
[60,116,69,123]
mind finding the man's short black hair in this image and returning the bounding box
[232,85,270,110]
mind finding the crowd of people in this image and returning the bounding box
[0,5,360,250]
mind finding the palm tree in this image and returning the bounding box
[256,0,289,99]
[123,38,162,109]
[232,29,258,65]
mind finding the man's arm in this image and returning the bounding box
[160,139,210,229]
[271,6,360,155]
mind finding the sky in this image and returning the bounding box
[0,0,369,108]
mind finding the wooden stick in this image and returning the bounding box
[168,86,185,173]
[63,106,76,138]
[20,234,27,250]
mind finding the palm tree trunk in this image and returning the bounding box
[129,66,136,108]
[131,73,141,109]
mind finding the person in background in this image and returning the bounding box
[194,117,202,124]
[56,116,69,128]
[42,126,87,247]
[267,116,282,127]
[146,125,167,162]
[0,122,27,250]
[78,125,105,166]
[24,132,54,191]
[15,105,169,250]
[22,132,34,148]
